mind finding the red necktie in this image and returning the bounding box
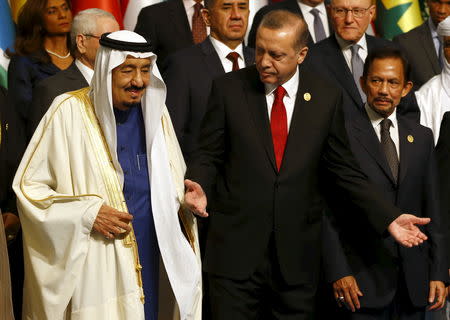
[271,86,287,171]
[192,0,207,44]
[226,52,240,71]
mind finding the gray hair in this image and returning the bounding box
[70,8,116,54]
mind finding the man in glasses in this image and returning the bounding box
[305,0,395,124]
[394,0,450,88]
[27,8,119,138]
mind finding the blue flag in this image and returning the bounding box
[0,0,15,88]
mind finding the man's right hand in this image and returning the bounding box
[333,275,363,312]
[184,179,208,217]
[93,205,133,239]
[388,214,430,247]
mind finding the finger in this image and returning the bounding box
[412,217,431,225]
[343,290,356,312]
[429,284,436,304]
[349,287,361,309]
[355,283,363,296]
[194,209,209,218]
[184,179,196,190]
[114,212,134,222]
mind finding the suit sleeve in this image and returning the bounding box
[162,54,191,153]
[436,112,450,267]
[185,79,225,198]
[322,210,353,283]
[322,92,402,234]
[424,129,449,281]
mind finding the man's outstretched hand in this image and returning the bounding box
[184,179,208,217]
[388,214,430,247]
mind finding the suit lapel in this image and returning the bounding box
[351,111,397,185]
[243,46,255,67]
[244,69,277,172]
[419,24,441,74]
[170,0,193,44]
[68,63,89,86]
[397,117,412,185]
[200,38,226,77]
[324,36,362,108]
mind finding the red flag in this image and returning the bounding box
[71,0,124,28]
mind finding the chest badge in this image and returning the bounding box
[407,135,414,143]
[303,92,311,101]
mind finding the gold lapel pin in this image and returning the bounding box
[304,92,311,101]
[407,135,414,143]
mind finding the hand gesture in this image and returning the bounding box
[184,179,208,217]
[428,281,447,311]
[387,214,430,247]
[333,275,363,312]
[93,205,133,239]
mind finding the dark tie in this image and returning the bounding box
[192,0,207,44]
[351,44,366,101]
[271,86,288,171]
[226,52,240,71]
[310,8,326,43]
[380,118,399,183]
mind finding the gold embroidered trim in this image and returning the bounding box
[72,88,145,303]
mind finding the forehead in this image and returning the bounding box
[46,0,67,8]
[368,58,404,76]
[331,0,371,7]
[213,0,249,7]
[117,56,151,68]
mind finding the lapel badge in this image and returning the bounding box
[407,135,414,143]
[303,92,311,101]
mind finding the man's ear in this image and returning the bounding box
[76,34,87,55]
[401,80,413,98]
[297,46,308,64]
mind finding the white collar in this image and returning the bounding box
[75,59,94,84]
[364,102,397,129]
[183,0,203,10]
[209,36,244,62]
[298,1,327,15]
[265,67,299,98]
[335,33,368,52]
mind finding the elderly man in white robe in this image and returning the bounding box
[13,30,202,320]
[417,16,450,143]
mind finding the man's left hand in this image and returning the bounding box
[428,280,447,310]
[387,214,430,247]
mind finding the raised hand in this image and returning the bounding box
[93,205,133,239]
[387,214,430,247]
[184,179,208,217]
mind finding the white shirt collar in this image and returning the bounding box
[364,102,397,129]
[183,0,203,10]
[209,35,244,62]
[335,33,368,52]
[264,67,299,98]
[298,1,327,16]
[75,59,94,84]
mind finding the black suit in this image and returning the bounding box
[162,38,255,162]
[135,0,193,71]
[28,62,88,139]
[305,34,420,123]
[247,0,333,49]
[323,110,448,318]
[186,65,402,318]
[393,22,441,88]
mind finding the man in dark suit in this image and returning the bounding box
[305,0,399,123]
[393,0,449,88]
[163,0,254,162]
[135,0,208,71]
[323,47,448,320]
[248,0,333,48]
[28,8,119,139]
[183,10,432,319]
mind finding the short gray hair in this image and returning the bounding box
[70,8,116,54]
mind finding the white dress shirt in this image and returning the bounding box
[365,103,400,160]
[335,34,368,73]
[298,1,330,43]
[183,0,210,34]
[75,59,94,84]
[209,36,245,72]
[265,68,299,131]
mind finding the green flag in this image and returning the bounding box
[375,0,424,39]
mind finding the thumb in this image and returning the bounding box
[411,216,431,226]
[184,179,195,190]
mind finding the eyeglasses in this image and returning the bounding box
[331,6,372,18]
[83,34,101,39]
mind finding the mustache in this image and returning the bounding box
[374,97,393,103]
[125,85,146,92]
